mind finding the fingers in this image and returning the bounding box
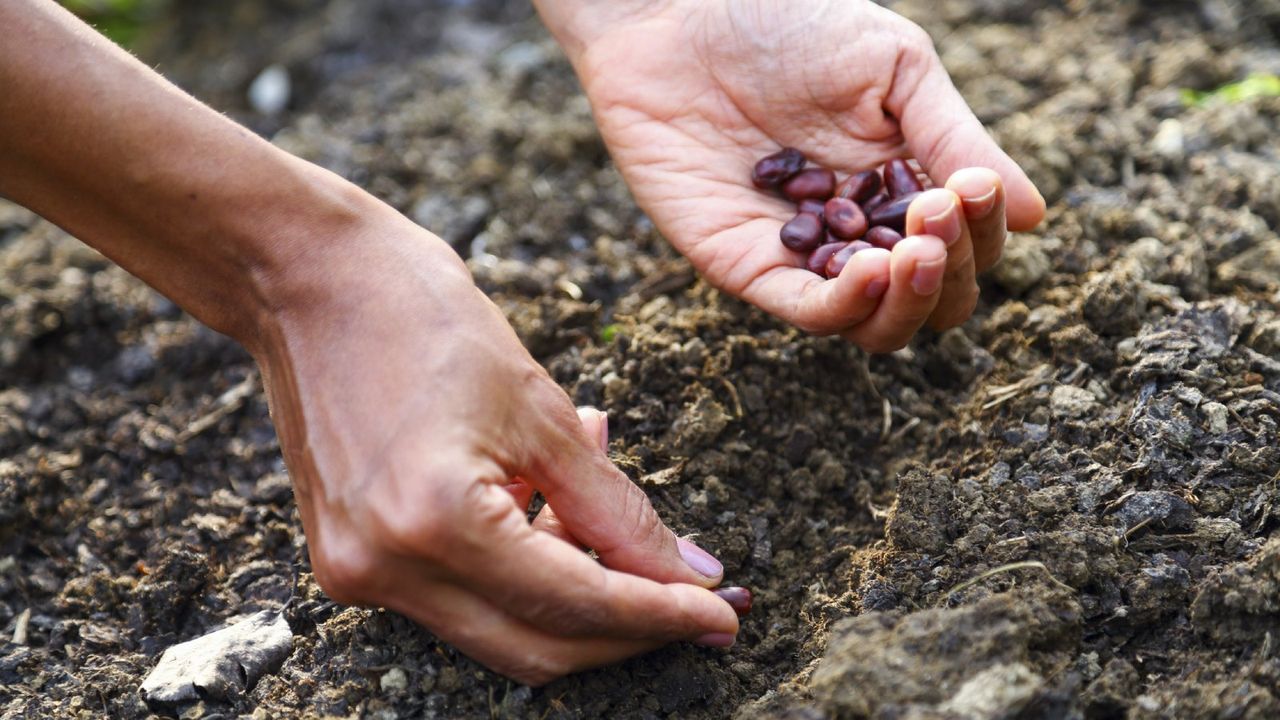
[519,397,725,588]
[385,576,662,687]
[888,46,1045,232]
[946,167,1008,273]
[905,189,977,331]
[528,406,609,546]
[446,481,740,643]
[841,234,947,352]
[791,248,892,334]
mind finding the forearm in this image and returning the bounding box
[0,0,387,347]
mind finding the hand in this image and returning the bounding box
[253,210,738,685]
[536,0,1046,352]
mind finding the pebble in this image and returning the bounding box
[1151,118,1185,160]
[1202,401,1229,434]
[380,667,409,692]
[248,64,291,116]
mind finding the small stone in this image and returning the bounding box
[140,610,293,707]
[380,667,409,693]
[1202,401,1229,434]
[1051,385,1098,419]
[247,64,291,116]
[1151,118,1185,160]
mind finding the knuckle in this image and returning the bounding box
[311,538,377,605]
[505,654,571,687]
[895,18,937,57]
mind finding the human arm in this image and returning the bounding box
[0,0,739,684]
[533,0,1046,351]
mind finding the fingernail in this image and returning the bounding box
[962,187,998,219]
[912,258,946,296]
[596,410,609,452]
[714,587,753,617]
[865,276,889,299]
[924,200,962,247]
[677,537,723,580]
[694,632,736,648]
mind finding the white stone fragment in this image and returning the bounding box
[140,610,293,706]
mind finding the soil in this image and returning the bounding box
[3,0,1280,718]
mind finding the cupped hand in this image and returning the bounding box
[252,213,738,685]
[539,0,1046,352]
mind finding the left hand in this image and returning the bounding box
[535,0,1046,352]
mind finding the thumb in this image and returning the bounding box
[887,39,1046,232]
[521,403,725,588]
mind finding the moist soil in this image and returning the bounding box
[4,0,1280,717]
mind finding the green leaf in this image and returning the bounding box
[1183,73,1280,107]
[600,324,621,343]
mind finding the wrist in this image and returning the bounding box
[533,0,678,62]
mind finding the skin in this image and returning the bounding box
[1,0,1043,685]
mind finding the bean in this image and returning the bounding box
[782,168,836,202]
[865,226,904,251]
[780,212,825,252]
[867,191,921,234]
[884,158,924,198]
[713,587,753,617]
[834,170,883,204]
[823,198,868,240]
[808,241,847,275]
[752,148,807,189]
[825,241,873,278]
[798,198,826,219]
[862,190,890,216]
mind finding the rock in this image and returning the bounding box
[139,610,293,707]
[991,234,1051,295]
[939,662,1044,719]
[1151,118,1185,160]
[811,591,1079,718]
[380,667,408,693]
[247,64,291,116]
[1051,384,1097,419]
[1202,401,1230,434]
[1113,491,1195,532]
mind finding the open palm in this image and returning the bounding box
[561,0,1045,350]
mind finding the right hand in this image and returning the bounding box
[253,209,738,685]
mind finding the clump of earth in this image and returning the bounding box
[3,0,1280,717]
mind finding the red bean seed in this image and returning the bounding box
[752,148,807,189]
[865,226,905,251]
[713,587,753,617]
[798,198,826,219]
[862,190,890,215]
[834,170,883,204]
[884,158,924,198]
[782,168,837,202]
[823,198,868,240]
[780,212,825,252]
[825,240,874,278]
[808,241,847,275]
[867,191,922,234]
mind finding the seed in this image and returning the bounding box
[834,170,883,204]
[884,158,924,198]
[823,198,868,240]
[752,148,807,189]
[780,212,825,252]
[798,198,826,219]
[867,191,921,234]
[782,168,836,202]
[862,190,890,216]
[713,587,753,617]
[825,241,874,278]
[808,242,847,275]
[866,226,904,251]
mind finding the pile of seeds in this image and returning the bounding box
[752,148,927,278]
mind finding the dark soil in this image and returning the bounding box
[4,0,1280,718]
